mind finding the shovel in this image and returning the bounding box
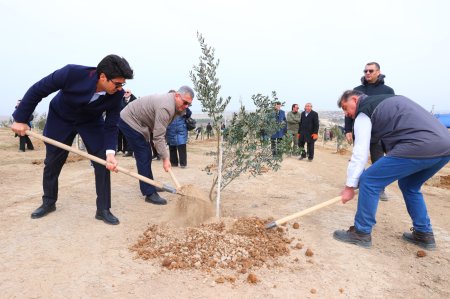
[265,195,344,229]
[26,130,178,194]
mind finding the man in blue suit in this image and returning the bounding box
[11,54,134,225]
[270,101,287,157]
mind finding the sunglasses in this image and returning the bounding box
[109,79,126,88]
[182,100,192,107]
[363,69,376,74]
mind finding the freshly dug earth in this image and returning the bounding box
[130,217,291,274]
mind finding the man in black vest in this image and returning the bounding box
[334,90,450,250]
[345,62,395,200]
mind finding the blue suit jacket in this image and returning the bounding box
[12,64,124,151]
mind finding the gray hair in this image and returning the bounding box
[177,86,195,99]
[337,90,364,108]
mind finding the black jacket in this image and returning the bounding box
[345,74,395,133]
[298,110,319,143]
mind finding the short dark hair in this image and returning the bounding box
[275,101,282,105]
[291,103,298,110]
[337,90,364,108]
[97,54,134,80]
[366,62,380,70]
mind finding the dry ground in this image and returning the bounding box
[0,127,449,298]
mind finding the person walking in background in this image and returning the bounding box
[298,102,319,161]
[14,100,34,152]
[271,101,287,157]
[166,107,192,168]
[206,122,212,139]
[118,86,195,205]
[11,54,134,225]
[345,62,395,201]
[286,103,301,154]
[195,125,203,140]
[118,89,136,157]
[333,90,450,249]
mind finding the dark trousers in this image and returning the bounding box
[169,144,187,166]
[299,140,315,160]
[118,119,156,196]
[19,135,34,151]
[42,131,111,210]
[271,138,282,156]
[117,130,128,153]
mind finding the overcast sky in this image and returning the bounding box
[1,0,449,117]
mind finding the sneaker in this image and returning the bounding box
[379,191,389,201]
[402,228,436,250]
[333,226,372,248]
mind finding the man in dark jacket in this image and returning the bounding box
[298,103,319,161]
[11,54,134,225]
[271,102,287,157]
[345,62,395,200]
[119,89,137,157]
[334,90,450,250]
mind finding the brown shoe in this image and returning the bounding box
[333,226,372,248]
[402,228,436,250]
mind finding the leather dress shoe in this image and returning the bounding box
[31,204,56,219]
[145,193,167,205]
[123,152,133,157]
[95,209,120,225]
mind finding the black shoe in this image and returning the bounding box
[298,156,305,160]
[31,204,56,219]
[123,152,133,157]
[95,209,120,225]
[145,193,167,205]
[333,226,372,248]
[307,158,313,162]
[27,147,34,150]
[402,228,436,250]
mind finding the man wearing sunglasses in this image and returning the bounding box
[344,62,395,201]
[118,86,194,205]
[11,54,134,225]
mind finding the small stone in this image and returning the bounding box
[417,250,426,257]
[310,288,317,294]
[305,248,314,257]
[247,273,258,284]
[292,222,300,229]
[339,288,344,293]
[162,258,172,268]
[215,277,225,283]
[295,243,303,250]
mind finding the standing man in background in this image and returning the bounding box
[11,54,134,225]
[345,62,395,200]
[298,103,319,161]
[118,89,136,157]
[286,103,301,155]
[270,101,287,157]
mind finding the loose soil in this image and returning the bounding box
[0,128,449,298]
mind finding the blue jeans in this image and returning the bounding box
[355,156,450,234]
[118,119,156,196]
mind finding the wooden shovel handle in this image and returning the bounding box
[168,168,182,188]
[26,130,176,193]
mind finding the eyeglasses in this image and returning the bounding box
[182,100,192,107]
[363,69,376,74]
[109,79,126,88]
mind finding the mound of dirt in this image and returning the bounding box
[130,217,291,274]
[425,174,450,190]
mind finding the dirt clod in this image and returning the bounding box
[417,250,427,258]
[310,288,317,294]
[305,248,314,257]
[247,273,258,284]
[292,222,300,229]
